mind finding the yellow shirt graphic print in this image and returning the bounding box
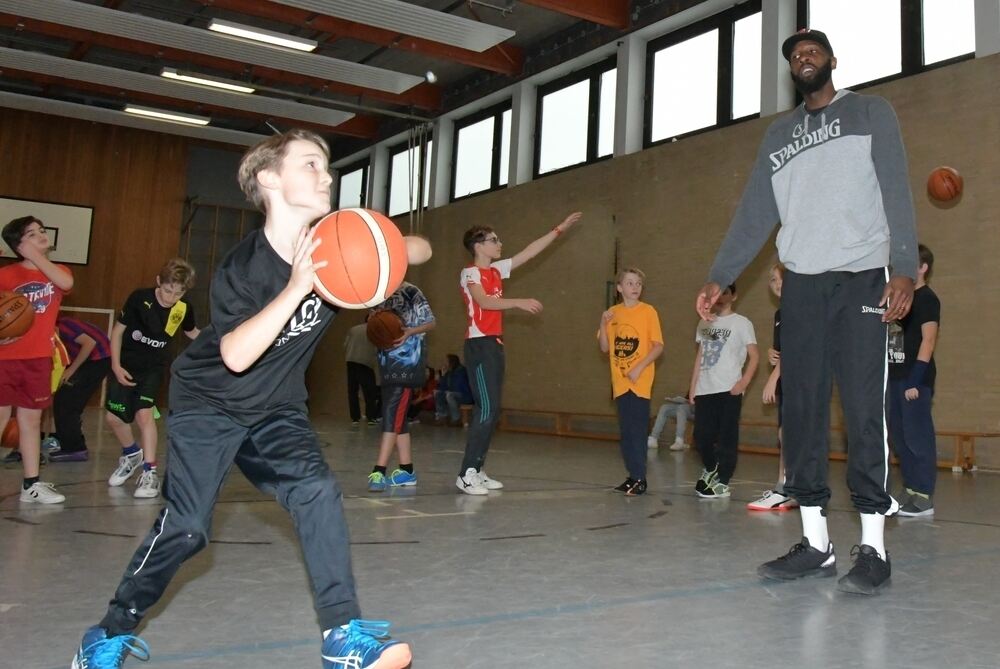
[606,302,662,400]
[164,301,187,337]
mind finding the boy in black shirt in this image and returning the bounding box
[71,129,411,669]
[105,258,199,498]
[888,244,941,516]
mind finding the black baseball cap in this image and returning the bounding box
[781,29,834,61]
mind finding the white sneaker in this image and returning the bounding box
[41,436,61,453]
[647,436,659,449]
[746,489,798,511]
[20,481,66,504]
[476,470,503,490]
[669,438,686,451]
[456,468,488,495]
[108,451,143,487]
[134,469,161,498]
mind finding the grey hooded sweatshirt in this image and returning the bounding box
[708,89,918,286]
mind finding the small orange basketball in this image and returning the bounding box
[0,290,34,339]
[311,208,408,309]
[366,310,404,350]
[927,166,962,202]
[1,417,18,449]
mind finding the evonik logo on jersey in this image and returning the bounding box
[275,295,323,347]
[17,281,56,313]
[769,117,842,172]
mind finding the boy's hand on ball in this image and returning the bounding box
[292,225,327,298]
[0,336,18,345]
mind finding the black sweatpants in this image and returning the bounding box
[99,408,361,635]
[346,361,378,422]
[616,391,650,480]
[53,358,110,452]
[460,336,504,475]
[694,392,743,484]
[781,268,894,514]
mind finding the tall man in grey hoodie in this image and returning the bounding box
[695,29,917,595]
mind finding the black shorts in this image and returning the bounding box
[106,367,163,423]
[381,385,414,435]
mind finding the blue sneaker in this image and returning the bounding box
[321,619,411,669]
[72,625,150,668]
[367,471,387,492]
[388,469,417,487]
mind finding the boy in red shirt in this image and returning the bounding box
[0,216,74,503]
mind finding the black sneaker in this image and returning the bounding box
[624,479,647,496]
[758,537,836,580]
[613,477,636,493]
[694,467,718,495]
[837,545,891,595]
[897,493,933,517]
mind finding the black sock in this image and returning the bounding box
[23,477,39,490]
[399,463,414,474]
[373,465,387,475]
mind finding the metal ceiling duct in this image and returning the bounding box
[0,0,426,94]
[0,46,355,127]
[271,0,516,52]
[0,90,267,146]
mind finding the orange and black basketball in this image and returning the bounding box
[0,290,34,339]
[366,310,404,350]
[927,166,962,203]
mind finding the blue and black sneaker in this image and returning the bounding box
[321,619,411,669]
[388,469,417,487]
[367,471,387,492]
[71,625,149,668]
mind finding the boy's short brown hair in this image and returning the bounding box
[462,225,496,255]
[158,258,197,291]
[2,216,42,260]
[615,267,645,285]
[237,129,330,211]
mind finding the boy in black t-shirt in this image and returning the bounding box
[888,244,941,517]
[105,258,199,498]
[71,130,411,669]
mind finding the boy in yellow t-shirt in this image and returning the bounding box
[598,268,663,496]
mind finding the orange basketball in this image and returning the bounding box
[366,310,404,350]
[311,208,408,309]
[927,166,962,202]
[0,290,34,339]
[2,417,18,449]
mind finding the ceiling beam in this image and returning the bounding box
[199,0,523,76]
[520,0,630,29]
[0,14,441,111]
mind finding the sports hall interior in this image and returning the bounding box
[1,1,999,667]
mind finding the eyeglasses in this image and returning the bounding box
[479,235,501,244]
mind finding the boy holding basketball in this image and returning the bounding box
[367,280,435,492]
[598,268,663,496]
[0,215,73,504]
[104,258,199,499]
[71,129,410,669]
[456,211,581,495]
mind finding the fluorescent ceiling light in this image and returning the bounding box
[124,104,210,126]
[208,18,318,52]
[161,67,256,93]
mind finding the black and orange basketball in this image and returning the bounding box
[0,290,34,339]
[367,310,404,350]
[2,417,18,449]
[311,208,408,309]
[927,166,962,202]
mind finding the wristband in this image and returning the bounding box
[906,360,929,389]
[552,226,562,236]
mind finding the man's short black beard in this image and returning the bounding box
[791,60,833,95]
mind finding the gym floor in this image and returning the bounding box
[1,409,997,668]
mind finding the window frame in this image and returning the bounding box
[533,55,618,179]
[450,99,513,203]
[335,158,369,210]
[384,137,433,218]
[644,0,761,149]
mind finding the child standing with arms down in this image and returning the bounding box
[599,268,663,496]
[71,129,409,669]
[689,283,758,498]
[456,212,582,495]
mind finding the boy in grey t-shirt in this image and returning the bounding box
[687,284,758,498]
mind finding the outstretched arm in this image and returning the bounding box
[510,212,581,270]
[467,282,542,314]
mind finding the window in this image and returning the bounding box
[387,140,432,217]
[650,29,720,142]
[806,0,901,88]
[336,161,367,209]
[535,57,617,176]
[452,102,512,200]
[732,12,762,119]
[922,0,975,65]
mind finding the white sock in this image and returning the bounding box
[860,513,886,559]
[800,506,829,551]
